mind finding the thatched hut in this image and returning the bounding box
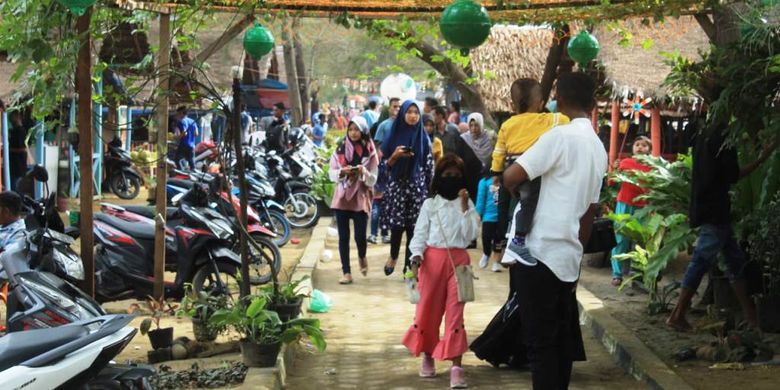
[470,16,710,162]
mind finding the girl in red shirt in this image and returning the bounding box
[611,136,652,286]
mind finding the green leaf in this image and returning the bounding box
[246,297,267,318]
[641,39,654,51]
[140,318,152,335]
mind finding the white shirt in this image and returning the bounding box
[409,196,480,259]
[512,118,608,282]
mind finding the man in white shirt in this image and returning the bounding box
[502,72,607,390]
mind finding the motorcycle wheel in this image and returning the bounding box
[261,210,291,247]
[192,261,241,302]
[110,173,141,200]
[284,191,320,229]
[231,233,282,285]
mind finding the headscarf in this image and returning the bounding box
[334,116,376,201]
[461,112,494,168]
[381,100,431,181]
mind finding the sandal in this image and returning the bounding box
[384,258,397,276]
[359,257,368,276]
[339,274,353,285]
[611,277,623,287]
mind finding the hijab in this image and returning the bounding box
[381,100,431,180]
[335,116,376,201]
[461,112,494,167]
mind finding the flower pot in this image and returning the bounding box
[756,295,780,333]
[191,318,217,342]
[240,339,281,368]
[148,327,174,350]
[271,298,302,322]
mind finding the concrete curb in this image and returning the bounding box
[241,217,332,390]
[577,287,694,390]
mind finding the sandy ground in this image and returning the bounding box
[579,252,780,390]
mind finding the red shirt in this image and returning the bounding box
[616,157,651,207]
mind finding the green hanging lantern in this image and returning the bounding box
[243,23,275,60]
[57,0,97,16]
[440,0,492,56]
[567,30,600,67]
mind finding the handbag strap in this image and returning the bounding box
[433,205,466,276]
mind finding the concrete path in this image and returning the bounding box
[287,242,641,389]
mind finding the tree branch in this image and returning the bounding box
[186,13,255,73]
[694,12,717,43]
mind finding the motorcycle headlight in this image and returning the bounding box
[53,247,84,281]
[19,275,92,320]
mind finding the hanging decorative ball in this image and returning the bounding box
[440,0,492,56]
[243,23,275,60]
[57,0,97,16]
[567,30,600,67]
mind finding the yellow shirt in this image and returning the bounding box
[491,112,570,172]
[432,137,443,163]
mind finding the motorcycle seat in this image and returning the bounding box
[0,324,87,372]
[95,213,156,240]
[167,178,194,189]
[122,206,179,220]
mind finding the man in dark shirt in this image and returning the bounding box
[260,102,288,153]
[8,111,29,190]
[667,124,775,332]
[432,105,461,154]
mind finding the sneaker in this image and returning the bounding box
[419,355,436,378]
[502,236,535,266]
[478,254,489,269]
[491,262,503,272]
[381,235,391,244]
[450,366,467,388]
[367,235,379,244]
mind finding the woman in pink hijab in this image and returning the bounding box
[328,116,380,284]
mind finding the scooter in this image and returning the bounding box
[193,140,219,171]
[0,314,153,389]
[92,203,242,302]
[104,138,144,200]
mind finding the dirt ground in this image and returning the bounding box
[579,253,780,390]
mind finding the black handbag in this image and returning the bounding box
[584,217,617,254]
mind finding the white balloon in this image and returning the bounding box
[380,74,417,103]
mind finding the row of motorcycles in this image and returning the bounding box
[0,129,325,388]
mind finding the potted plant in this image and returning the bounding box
[261,276,310,322]
[209,295,326,367]
[176,284,229,342]
[131,295,179,350]
[746,196,780,332]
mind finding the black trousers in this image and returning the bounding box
[334,209,368,275]
[390,226,414,272]
[481,221,498,257]
[515,260,586,390]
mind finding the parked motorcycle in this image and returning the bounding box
[92,203,242,302]
[105,138,143,200]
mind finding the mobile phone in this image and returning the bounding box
[401,146,412,152]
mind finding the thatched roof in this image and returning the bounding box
[471,17,710,113]
[0,62,19,103]
[596,16,709,100]
[470,26,552,113]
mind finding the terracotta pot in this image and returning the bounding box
[240,339,281,368]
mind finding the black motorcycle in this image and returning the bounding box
[105,138,143,200]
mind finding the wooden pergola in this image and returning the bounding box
[81,0,704,298]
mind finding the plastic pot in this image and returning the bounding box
[148,327,174,350]
[270,298,302,322]
[240,339,281,368]
[191,318,217,342]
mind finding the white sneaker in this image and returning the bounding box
[478,254,489,269]
[491,262,503,272]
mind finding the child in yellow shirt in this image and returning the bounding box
[491,79,569,252]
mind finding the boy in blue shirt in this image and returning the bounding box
[174,106,199,170]
[476,165,502,272]
[312,113,326,147]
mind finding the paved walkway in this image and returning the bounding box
[287,241,640,389]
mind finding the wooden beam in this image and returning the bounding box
[609,100,619,170]
[114,0,171,14]
[77,10,95,297]
[651,107,662,157]
[154,13,171,300]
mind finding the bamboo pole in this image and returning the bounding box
[609,101,620,170]
[154,13,171,300]
[77,10,95,297]
[232,76,251,298]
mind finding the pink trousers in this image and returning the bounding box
[402,247,469,361]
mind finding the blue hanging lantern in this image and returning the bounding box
[440,0,492,56]
[243,23,275,60]
[57,0,97,16]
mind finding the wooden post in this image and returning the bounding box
[153,13,171,300]
[591,106,598,133]
[609,100,620,170]
[651,107,662,157]
[77,10,95,297]
[232,77,250,298]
